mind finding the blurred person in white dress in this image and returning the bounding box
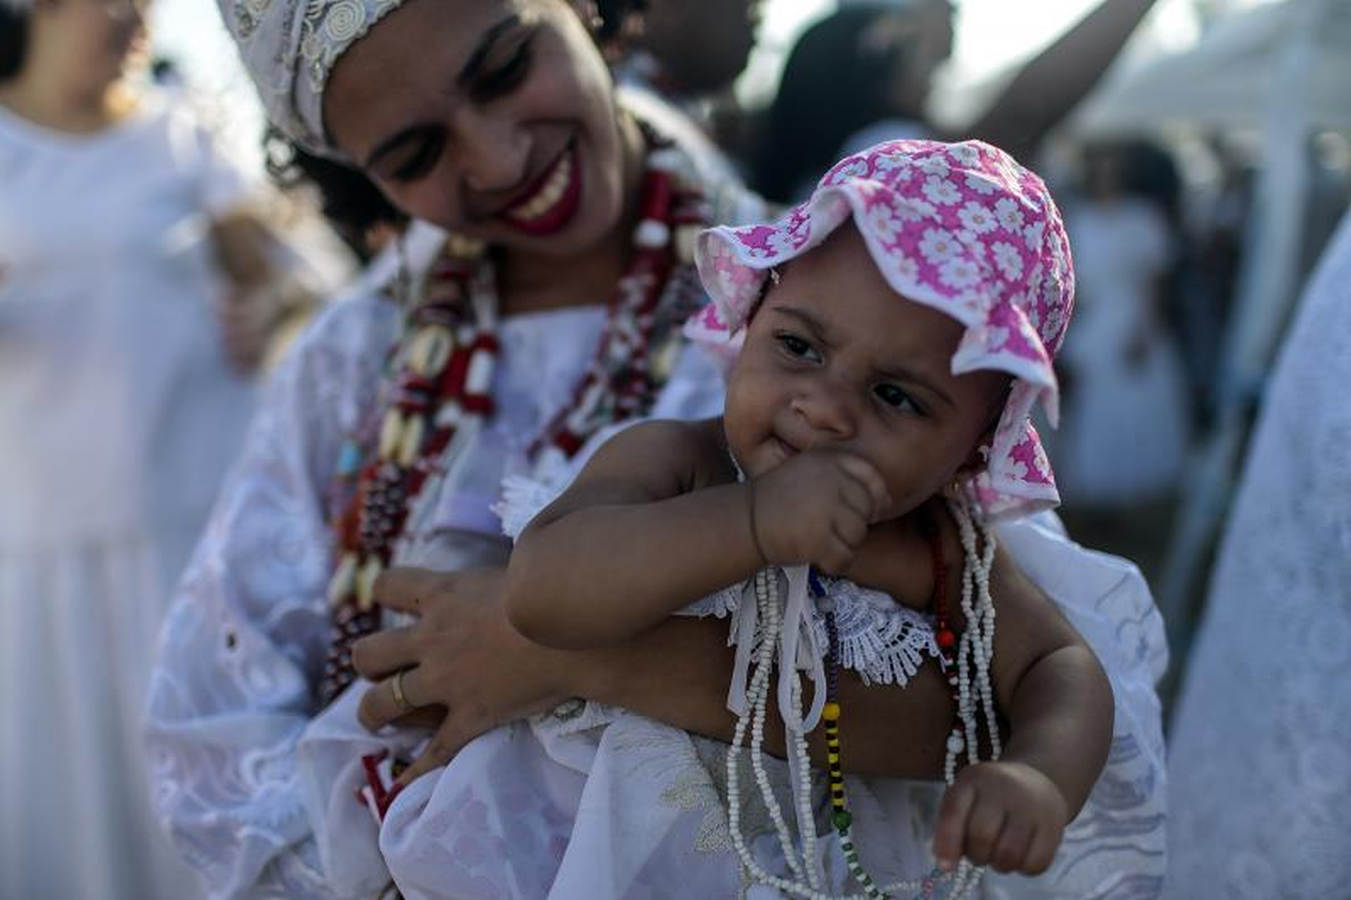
[1055,142,1190,508]
[0,0,301,895]
[1164,209,1351,899]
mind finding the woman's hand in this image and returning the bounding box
[351,566,578,786]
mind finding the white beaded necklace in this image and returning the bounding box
[724,491,999,899]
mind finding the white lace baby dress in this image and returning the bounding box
[322,469,1167,899]
[375,473,952,899]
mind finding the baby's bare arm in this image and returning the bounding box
[989,556,1114,815]
[506,419,765,648]
[934,551,1114,873]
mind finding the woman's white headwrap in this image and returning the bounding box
[217,0,409,157]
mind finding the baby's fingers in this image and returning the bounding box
[816,528,863,575]
[830,509,869,550]
[933,779,976,872]
[962,798,1007,870]
[833,454,892,520]
[1023,824,1060,876]
[990,819,1035,873]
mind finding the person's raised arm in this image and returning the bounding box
[961,0,1158,161]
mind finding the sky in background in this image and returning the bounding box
[150,0,1278,171]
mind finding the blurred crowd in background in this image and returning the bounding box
[2,0,1349,896]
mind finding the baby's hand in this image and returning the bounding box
[749,450,891,573]
[933,761,1068,875]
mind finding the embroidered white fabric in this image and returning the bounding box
[145,278,739,897]
[988,514,1168,900]
[691,577,941,690]
[1165,212,1351,899]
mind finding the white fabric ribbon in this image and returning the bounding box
[779,566,828,734]
[726,579,759,719]
[725,565,828,734]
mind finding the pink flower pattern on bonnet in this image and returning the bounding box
[688,139,1075,522]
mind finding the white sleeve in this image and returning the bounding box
[144,297,391,899]
[989,513,1169,899]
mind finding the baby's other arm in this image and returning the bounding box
[505,419,764,648]
[933,550,1114,875]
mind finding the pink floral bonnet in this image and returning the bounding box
[689,139,1075,521]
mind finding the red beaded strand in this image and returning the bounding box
[322,241,495,704]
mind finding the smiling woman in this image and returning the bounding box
[324,2,631,255]
[141,1,786,895]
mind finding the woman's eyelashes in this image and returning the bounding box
[391,130,445,182]
[470,34,536,103]
[388,34,537,183]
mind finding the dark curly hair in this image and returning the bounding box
[1,4,30,82]
[266,0,649,250]
[265,127,407,259]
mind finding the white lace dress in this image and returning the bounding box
[1164,211,1351,898]
[0,93,258,900]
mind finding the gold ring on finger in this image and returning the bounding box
[391,668,415,714]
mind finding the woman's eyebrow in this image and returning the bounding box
[362,14,522,170]
[457,14,523,88]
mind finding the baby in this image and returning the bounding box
[505,139,1112,896]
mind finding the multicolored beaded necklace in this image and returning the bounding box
[726,497,999,899]
[321,129,710,704]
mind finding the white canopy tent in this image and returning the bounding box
[1069,0,1351,646]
